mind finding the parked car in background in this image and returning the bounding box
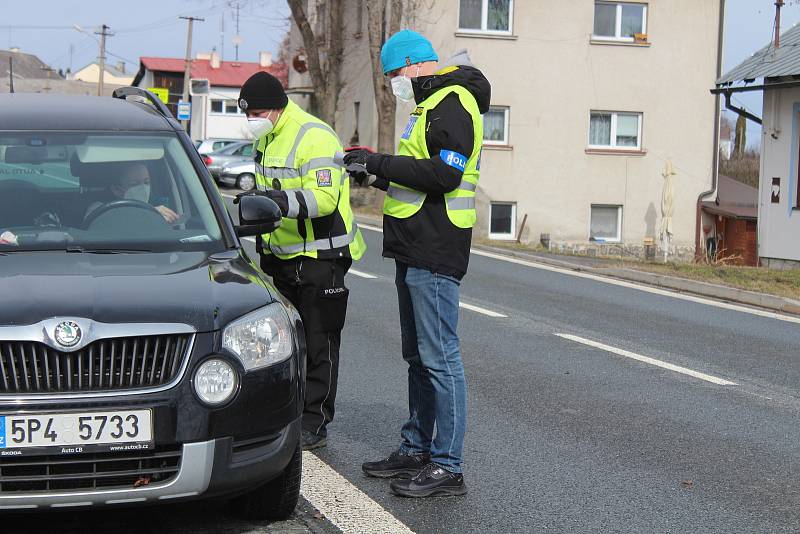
[194,138,244,155]
[202,141,255,178]
[219,160,257,191]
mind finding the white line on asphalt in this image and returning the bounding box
[350,268,378,279]
[356,224,800,325]
[554,333,738,386]
[301,452,415,534]
[358,222,384,233]
[459,301,508,318]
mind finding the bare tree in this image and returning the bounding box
[287,0,344,127]
[365,0,402,153]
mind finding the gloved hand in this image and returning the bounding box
[233,190,268,204]
[343,149,389,190]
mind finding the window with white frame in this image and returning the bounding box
[489,202,516,239]
[589,111,642,150]
[210,99,243,115]
[459,0,513,34]
[483,106,509,145]
[590,205,622,242]
[593,2,647,41]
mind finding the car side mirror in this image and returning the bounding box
[235,195,282,237]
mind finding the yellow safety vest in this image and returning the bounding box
[254,101,365,261]
[383,83,483,229]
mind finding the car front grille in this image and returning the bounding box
[0,445,182,493]
[0,335,192,394]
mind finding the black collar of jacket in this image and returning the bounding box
[410,65,492,113]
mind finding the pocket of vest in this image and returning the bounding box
[316,285,349,332]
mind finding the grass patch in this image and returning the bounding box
[629,263,800,301]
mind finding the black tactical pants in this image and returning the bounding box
[261,255,351,437]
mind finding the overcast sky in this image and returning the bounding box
[2,0,797,148]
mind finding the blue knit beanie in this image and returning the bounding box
[380,30,438,74]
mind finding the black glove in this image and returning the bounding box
[233,190,268,204]
[343,149,389,190]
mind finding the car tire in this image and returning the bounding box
[237,173,256,191]
[231,444,301,520]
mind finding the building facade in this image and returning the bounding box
[71,61,135,86]
[289,0,723,253]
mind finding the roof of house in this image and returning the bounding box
[133,57,288,88]
[702,174,758,220]
[2,77,124,97]
[0,49,61,80]
[718,23,800,85]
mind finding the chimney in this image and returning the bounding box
[259,51,272,68]
[196,52,212,60]
[9,47,20,53]
[116,60,125,74]
[210,51,221,69]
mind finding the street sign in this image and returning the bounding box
[147,87,169,104]
[177,101,191,121]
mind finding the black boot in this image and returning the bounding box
[302,430,327,451]
[390,463,467,497]
[362,450,431,478]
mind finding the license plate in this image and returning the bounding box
[0,410,152,456]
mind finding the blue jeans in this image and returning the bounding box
[395,262,467,473]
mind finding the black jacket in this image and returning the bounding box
[367,65,491,279]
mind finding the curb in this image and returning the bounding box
[355,215,800,318]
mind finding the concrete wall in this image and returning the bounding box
[758,87,800,265]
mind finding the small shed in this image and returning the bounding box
[701,175,758,265]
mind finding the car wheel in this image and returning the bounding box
[237,173,256,191]
[231,444,301,520]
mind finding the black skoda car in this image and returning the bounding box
[0,88,304,519]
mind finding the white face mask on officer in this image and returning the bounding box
[247,110,277,138]
[391,65,421,102]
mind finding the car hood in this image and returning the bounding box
[0,249,275,332]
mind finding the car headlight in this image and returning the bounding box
[222,303,293,370]
[194,358,238,405]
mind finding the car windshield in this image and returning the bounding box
[0,132,225,253]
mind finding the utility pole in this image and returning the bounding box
[95,24,112,96]
[775,0,785,49]
[8,57,14,93]
[180,16,205,131]
[234,2,241,61]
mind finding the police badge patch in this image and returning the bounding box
[316,169,332,187]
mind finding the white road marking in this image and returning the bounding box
[358,222,384,233]
[555,333,738,386]
[349,268,378,279]
[355,223,800,325]
[459,301,508,318]
[301,452,415,534]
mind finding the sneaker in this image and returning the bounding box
[389,463,467,498]
[302,430,327,451]
[362,450,431,478]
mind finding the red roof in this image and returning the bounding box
[138,57,288,88]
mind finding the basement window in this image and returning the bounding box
[490,202,516,240]
[590,205,622,242]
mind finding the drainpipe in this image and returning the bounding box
[696,0,726,259]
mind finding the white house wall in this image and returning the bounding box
[202,86,250,140]
[758,87,800,264]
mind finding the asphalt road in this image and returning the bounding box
[8,191,800,533]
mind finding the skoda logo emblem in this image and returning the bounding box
[54,321,82,348]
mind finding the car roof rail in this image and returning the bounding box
[112,86,174,119]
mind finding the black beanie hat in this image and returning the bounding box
[238,72,288,111]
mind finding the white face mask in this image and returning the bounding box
[391,65,421,102]
[247,111,276,138]
[124,183,150,203]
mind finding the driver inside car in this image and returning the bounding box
[85,161,179,224]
